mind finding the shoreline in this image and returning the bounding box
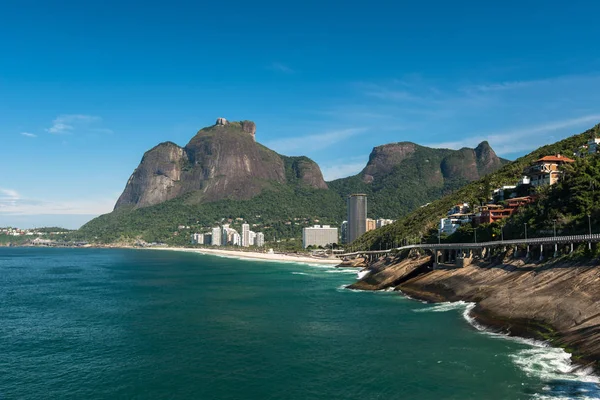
[1,244,344,266]
[145,246,343,265]
[350,255,600,374]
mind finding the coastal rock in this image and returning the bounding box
[353,255,600,371]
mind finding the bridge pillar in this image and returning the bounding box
[513,245,518,258]
[554,243,559,258]
[570,243,574,253]
[526,245,531,260]
[539,244,544,262]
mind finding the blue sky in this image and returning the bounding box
[2,1,600,229]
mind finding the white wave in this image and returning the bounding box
[515,347,600,399]
[291,272,309,276]
[413,300,600,397]
[324,268,358,274]
[460,303,600,398]
[357,269,370,280]
[413,300,472,313]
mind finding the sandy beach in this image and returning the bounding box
[147,246,343,265]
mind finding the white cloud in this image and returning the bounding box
[46,114,103,134]
[268,62,295,74]
[321,161,366,181]
[264,127,368,155]
[20,132,37,138]
[0,188,20,208]
[0,187,115,216]
[427,115,600,156]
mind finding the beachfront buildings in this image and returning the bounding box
[302,225,338,248]
[191,222,264,248]
[256,232,265,247]
[242,223,250,247]
[347,194,367,243]
[211,227,222,246]
[340,221,348,244]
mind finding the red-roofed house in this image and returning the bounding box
[526,154,575,187]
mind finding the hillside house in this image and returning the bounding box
[526,155,575,187]
[589,138,600,154]
[440,213,473,235]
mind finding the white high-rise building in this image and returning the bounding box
[242,223,250,247]
[192,233,204,244]
[302,225,338,249]
[232,232,241,246]
[256,232,265,247]
[249,231,256,246]
[222,224,230,245]
[211,227,222,246]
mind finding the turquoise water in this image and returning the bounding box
[0,248,598,399]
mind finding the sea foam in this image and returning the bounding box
[413,300,600,399]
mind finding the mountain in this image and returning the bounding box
[78,120,508,245]
[115,118,327,210]
[328,141,508,219]
[355,124,600,251]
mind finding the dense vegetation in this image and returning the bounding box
[77,184,346,246]
[328,143,505,219]
[353,125,600,251]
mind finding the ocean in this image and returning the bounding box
[0,247,598,399]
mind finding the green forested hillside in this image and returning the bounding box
[328,142,507,219]
[77,184,345,245]
[354,125,600,251]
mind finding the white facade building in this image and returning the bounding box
[192,233,204,244]
[376,218,395,228]
[249,231,256,246]
[439,215,472,235]
[232,232,241,246]
[242,223,250,247]
[302,225,338,249]
[211,227,222,246]
[256,232,265,247]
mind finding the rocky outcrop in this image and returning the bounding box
[115,142,187,209]
[351,256,600,371]
[362,142,418,184]
[329,141,508,219]
[284,156,328,189]
[475,141,505,176]
[114,120,328,209]
[360,141,505,185]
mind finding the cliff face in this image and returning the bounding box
[115,119,327,210]
[361,141,505,185]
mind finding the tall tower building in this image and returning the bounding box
[242,223,250,247]
[211,227,222,246]
[341,221,348,244]
[347,194,367,243]
[256,232,265,247]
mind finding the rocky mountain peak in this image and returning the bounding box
[114,119,327,210]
